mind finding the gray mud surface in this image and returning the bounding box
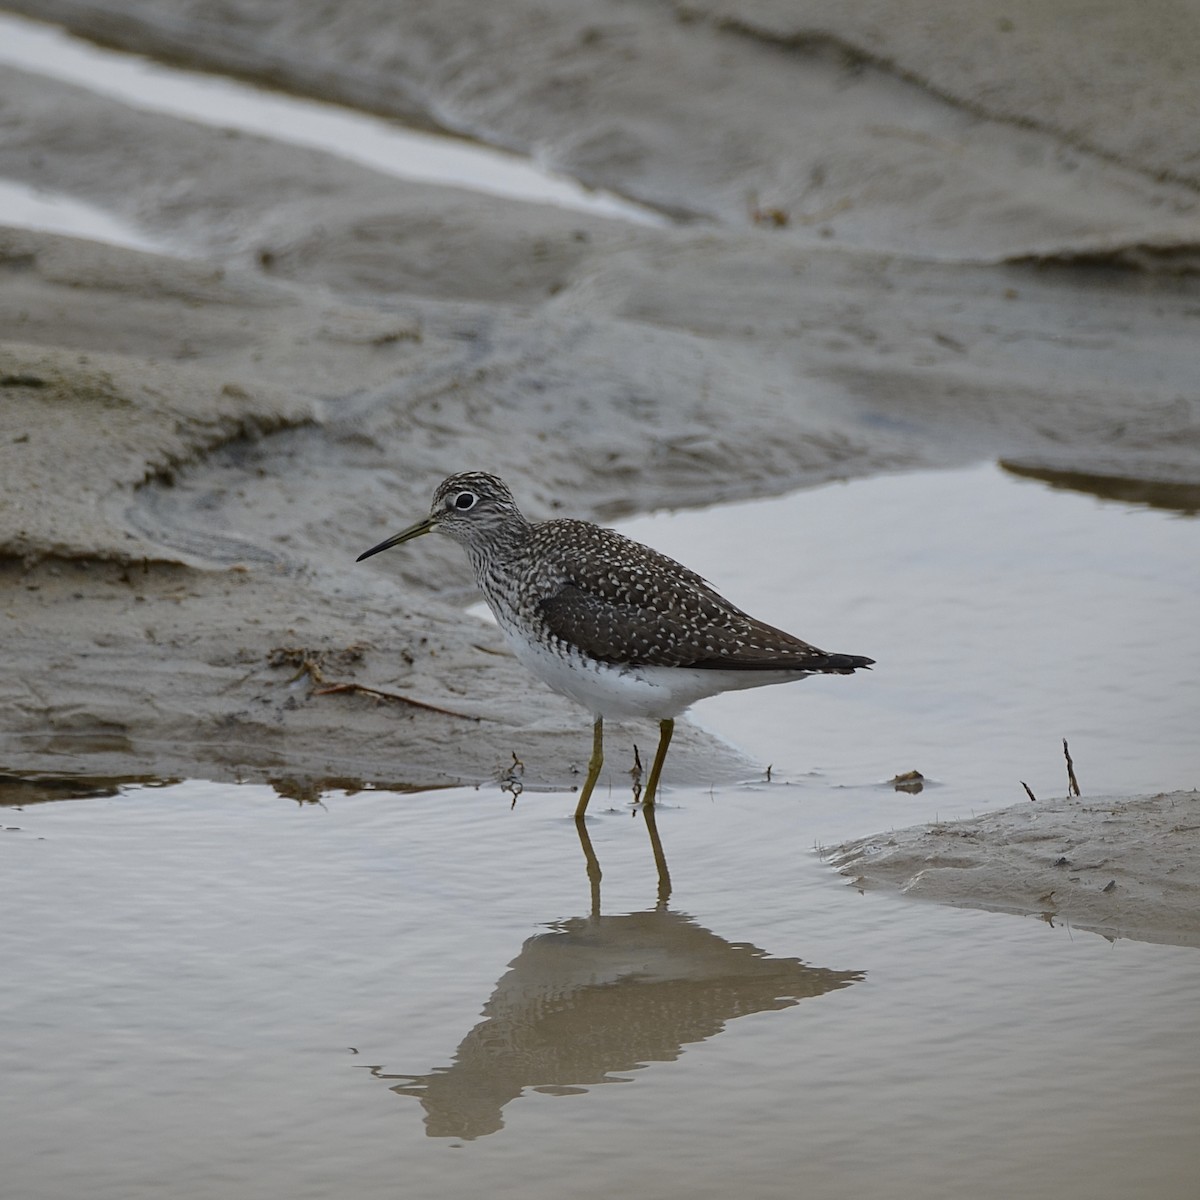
[12,0,1200,256]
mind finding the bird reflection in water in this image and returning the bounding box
[366,822,864,1141]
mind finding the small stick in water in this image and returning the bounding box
[1063,739,1081,797]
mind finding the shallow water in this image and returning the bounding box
[617,461,1200,821]
[3,464,1198,1199]
[3,780,1199,1200]
[0,177,170,254]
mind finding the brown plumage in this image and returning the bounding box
[526,519,867,673]
[358,472,872,815]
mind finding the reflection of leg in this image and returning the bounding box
[642,718,674,809]
[574,716,605,820]
[643,800,672,905]
[575,817,602,917]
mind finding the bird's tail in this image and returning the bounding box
[817,652,875,674]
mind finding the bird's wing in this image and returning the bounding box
[532,521,865,671]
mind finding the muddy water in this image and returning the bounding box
[3,465,1198,1200]
[4,783,1199,1200]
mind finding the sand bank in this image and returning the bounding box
[832,791,1200,949]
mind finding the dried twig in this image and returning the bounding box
[274,648,472,719]
[1063,738,1081,796]
[1020,780,1038,802]
[312,681,478,720]
[630,744,644,804]
[501,751,524,808]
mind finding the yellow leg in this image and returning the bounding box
[575,818,603,916]
[574,715,605,820]
[642,718,674,809]
[642,800,672,905]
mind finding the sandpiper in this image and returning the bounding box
[358,472,872,817]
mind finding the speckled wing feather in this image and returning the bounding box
[530,521,871,672]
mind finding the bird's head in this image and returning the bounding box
[357,472,525,561]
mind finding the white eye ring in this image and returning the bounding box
[452,491,478,511]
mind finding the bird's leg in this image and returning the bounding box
[574,819,603,916]
[574,715,605,821]
[642,800,672,905]
[641,718,674,809]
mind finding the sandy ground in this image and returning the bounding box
[1,3,1198,939]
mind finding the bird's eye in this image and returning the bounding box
[453,491,477,511]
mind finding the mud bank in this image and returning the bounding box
[10,0,1200,258]
[832,791,1200,950]
[2,7,1198,816]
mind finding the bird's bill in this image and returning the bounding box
[356,516,437,562]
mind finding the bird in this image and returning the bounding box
[357,472,873,819]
